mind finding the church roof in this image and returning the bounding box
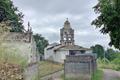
[46,43,60,50]
[54,45,91,51]
[46,43,91,51]
[48,43,59,47]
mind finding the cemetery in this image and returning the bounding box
[0,0,120,80]
[43,19,97,80]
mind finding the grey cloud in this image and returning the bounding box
[12,0,110,48]
[13,0,98,15]
[75,34,110,48]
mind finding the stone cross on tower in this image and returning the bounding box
[28,21,30,31]
[60,19,74,46]
[27,21,32,42]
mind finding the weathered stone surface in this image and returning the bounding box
[60,19,74,46]
[64,54,97,80]
[0,32,38,64]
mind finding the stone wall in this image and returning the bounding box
[1,32,31,42]
[0,32,38,64]
[64,54,97,80]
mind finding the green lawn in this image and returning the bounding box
[39,61,63,77]
[91,69,103,80]
[60,69,103,80]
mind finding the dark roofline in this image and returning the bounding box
[53,45,91,51]
[47,44,61,50]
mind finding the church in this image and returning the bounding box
[44,19,92,63]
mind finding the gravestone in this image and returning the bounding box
[64,54,97,80]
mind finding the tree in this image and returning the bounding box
[105,48,120,61]
[0,0,24,32]
[92,0,120,50]
[91,44,104,58]
[105,48,116,61]
[33,34,49,54]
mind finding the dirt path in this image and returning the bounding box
[24,64,39,80]
[40,70,63,80]
[103,69,120,80]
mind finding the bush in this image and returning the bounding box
[97,56,120,71]
[97,58,115,69]
[97,58,110,64]
[112,58,120,71]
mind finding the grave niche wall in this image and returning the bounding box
[64,54,97,80]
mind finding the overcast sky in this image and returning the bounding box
[12,0,110,48]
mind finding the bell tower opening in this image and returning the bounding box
[60,19,75,46]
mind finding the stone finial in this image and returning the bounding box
[66,18,68,21]
[28,21,30,27]
[27,21,32,34]
[64,18,70,24]
[64,18,71,29]
[28,21,30,31]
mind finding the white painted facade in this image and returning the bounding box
[53,50,69,63]
[44,44,92,63]
[44,47,69,63]
[44,47,54,61]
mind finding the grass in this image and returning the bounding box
[0,38,25,80]
[64,77,90,80]
[91,69,103,80]
[32,74,39,80]
[39,61,63,77]
[98,62,116,69]
[112,77,120,80]
[60,70,103,80]
[97,58,120,71]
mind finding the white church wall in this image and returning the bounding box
[53,50,69,63]
[44,48,54,60]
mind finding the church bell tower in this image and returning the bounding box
[60,19,74,46]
